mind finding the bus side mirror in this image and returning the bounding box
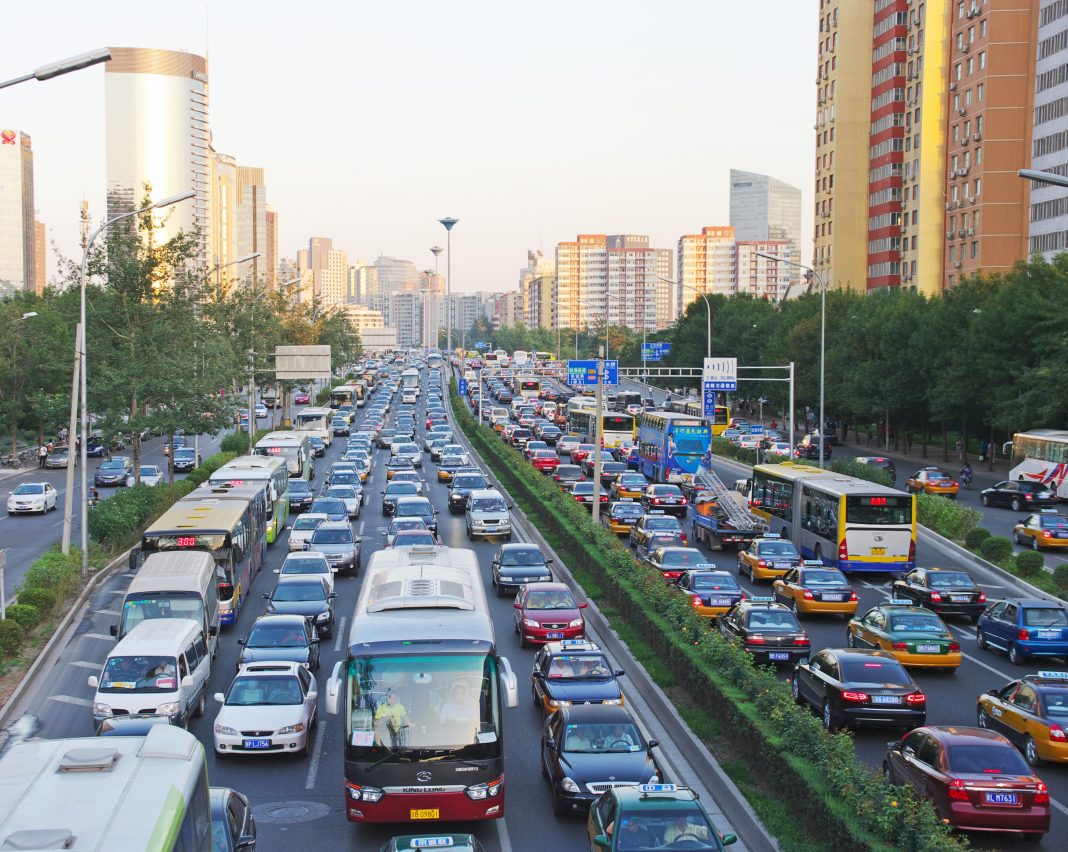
[594,836,611,849]
[498,656,519,708]
[109,625,118,637]
[326,664,342,715]
[721,834,737,846]
[209,625,218,637]
[180,676,194,689]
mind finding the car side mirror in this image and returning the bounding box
[648,738,659,749]
[209,625,218,637]
[885,740,902,752]
[237,638,245,646]
[109,624,118,637]
[579,602,588,609]
[721,834,737,847]
[614,669,625,677]
[273,569,280,574]
[214,692,225,703]
[262,593,270,600]
[310,638,320,645]
[180,675,194,689]
[127,548,141,572]
[514,602,522,609]
[87,675,99,688]
[329,593,338,599]
[594,836,611,850]
[545,739,556,750]
[532,671,545,680]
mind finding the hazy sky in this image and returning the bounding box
[4,0,816,293]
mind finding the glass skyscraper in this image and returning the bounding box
[729,169,802,286]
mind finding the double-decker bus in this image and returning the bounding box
[746,462,916,574]
[209,455,289,544]
[513,377,541,399]
[0,726,211,851]
[141,492,266,625]
[638,412,712,482]
[1007,429,1068,498]
[567,402,636,449]
[669,398,731,436]
[254,431,312,482]
[326,545,519,824]
[295,405,334,445]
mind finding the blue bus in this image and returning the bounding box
[638,412,711,483]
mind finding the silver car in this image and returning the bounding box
[213,662,318,756]
[391,442,423,468]
[307,520,361,575]
[323,484,362,519]
[466,488,512,541]
[289,512,327,552]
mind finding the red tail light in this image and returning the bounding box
[793,635,810,646]
[1035,782,1050,805]
[948,642,960,652]
[891,641,908,651]
[757,559,767,568]
[653,498,661,504]
[906,692,926,704]
[841,690,868,702]
[947,779,970,801]
[1019,628,1031,641]
[574,496,583,502]
[749,635,766,644]
[838,538,849,561]
[680,498,687,505]
[929,591,942,603]
[1043,530,1052,539]
[802,590,814,600]
[664,571,684,579]
[1050,724,1066,742]
[908,539,916,563]
[849,590,858,602]
[1026,493,1033,500]
[978,591,986,603]
[692,595,703,607]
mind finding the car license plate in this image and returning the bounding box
[546,632,565,639]
[773,562,792,569]
[410,809,440,820]
[917,644,940,653]
[1038,629,1060,639]
[984,792,1018,806]
[709,598,730,606]
[871,695,901,705]
[767,652,790,661]
[822,594,844,602]
[243,739,271,749]
[950,595,970,602]
[870,547,886,556]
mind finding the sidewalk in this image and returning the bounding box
[833,433,1010,488]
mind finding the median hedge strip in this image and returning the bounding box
[450,381,964,852]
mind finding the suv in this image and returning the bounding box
[794,434,832,460]
[466,488,512,540]
[587,784,737,851]
[307,520,362,575]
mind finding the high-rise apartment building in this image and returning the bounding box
[33,220,45,294]
[210,150,238,275]
[236,166,267,282]
[677,226,737,302]
[295,237,347,307]
[814,2,873,292]
[945,0,1035,287]
[654,248,674,327]
[730,169,802,286]
[523,271,556,330]
[390,291,423,347]
[554,235,604,330]
[105,48,210,265]
[1029,0,1068,259]
[736,241,793,298]
[265,207,278,287]
[451,294,484,336]
[0,129,36,297]
[422,293,446,348]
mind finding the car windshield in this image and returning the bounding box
[947,744,1031,775]
[888,614,945,633]
[758,541,799,556]
[13,484,44,495]
[390,520,426,534]
[292,516,324,531]
[452,476,486,489]
[500,549,544,566]
[396,444,419,454]
[247,624,307,648]
[327,487,356,499]
[620,476,646,486]
[290,481,311,495]
[646,517,680,530]
[1023,608,1068,627]
[1040,689,1068,716]
[839,659,912,685]
[311,529,352,545]
[472,498,507,512]
[387,483,418,495]
[283,558,328,574]
[526,590,576,610]
[745,610,800,631]
[927,572,975,588]
[660,550,705,567]
[611,811,716,846]
[613,505,643,517]
[331,473,359,485]
[441,456,465,466]
[394,532,435,546]
[396,502,431,517]
[801,570,848,586]
[692,574,738,591]
[561,722,643,753]
[99,655,178,692]
[100,460,125,471]
[272,582,327,603]
[547,655,611,678]
[311,499,346,514]
[557,467,582,477]
[653,486,682,496]
[226,675,303,705]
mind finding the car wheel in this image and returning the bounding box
[975,628,987,650]
[790,676,802,705]
[1022,833,1044,844]
[1010,497,1022,512]
[980,494,989,507]
[737,559,744,575]
[882,762,894,784]
[1009,643,1025,665]
[532,688,541,709]
[1031,536,1039,551]
[195,688,206,718]
[1025,735,1043,767]
[822,700,837,731]
[977,708,989,728]
[1013,531,1023,545]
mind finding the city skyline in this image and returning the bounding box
[2,0,815,293]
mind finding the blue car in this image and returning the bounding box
[976,598,1068,665]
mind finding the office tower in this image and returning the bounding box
[730,169,802,287]
[235,166,267,282]
[210,150,238,274]
[0,129,36,297]
[33,220,45,294]
[265,207,278,287]
[1029,1,1068,259]
[105,48,210,265]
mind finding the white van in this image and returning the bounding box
[89,618,211,730]
[114,552,220,658]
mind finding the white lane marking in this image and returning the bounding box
[95,609,120,617]
[70,660,101,670]
[48,694,92,707]
[358,521,365,536]
[1052,797,1068,818]
[83,633,114,642]
[496,813,515,852]
[333,617,348,652]
[304,718,329,790]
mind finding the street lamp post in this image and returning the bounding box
[757,251,827,468]
[438,219,458,361]
[63,191,195,573]
[0,48,111,90]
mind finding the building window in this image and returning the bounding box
[971,241,979,259]
[955,62,962,80]
[974,178,981,195]
[979,50,986,69]
[965,88,973,106]
[980,19,987,37]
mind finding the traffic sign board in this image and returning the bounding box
[641,342,671,363]
[703,357,737,391]
[750,425,764,435]
[475,341,489,350]
[567,359,619,386]
[458,379,467,395]
[703,384,718,417]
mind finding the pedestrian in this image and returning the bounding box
[905,430,913,454]
[37,444,47,467]
[955,437,963,462]
[979,440,989,462]
[865,427,873,448]
[770,419,777,431]
[46,440,54,455]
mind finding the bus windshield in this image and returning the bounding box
[120,592,205,637]
[254,445,302,475]
[845,495,911,525]
[346,654,501,755]
[99,655,178,692]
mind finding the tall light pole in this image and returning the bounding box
[438,220,458,361]
[1018,168,1068,188]
[0,48,111,90]
[757,252,827,468]
[63,190,195,572]
[657,276,711,358]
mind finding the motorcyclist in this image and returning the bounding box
[959,463,973,488]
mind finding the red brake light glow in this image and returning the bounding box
[841,691,868,702]
[947,779,970,800]
[906,693,926,704]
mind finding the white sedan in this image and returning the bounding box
[275,551,334,593]
[765,441,793,458]
[213,662,318,757]
[127,465,164,487]
[7,482,58,514]
[288,512,328,552]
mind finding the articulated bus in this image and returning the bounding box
[0,726,211,851]
[1008,429,1068,498]
[745,462,916,575]
[254,431,312,481]
[295,406,334,446]
[638,412,712,482]
[326,545,519,824]
[142,493,266,625]
[669,398,731,436]
[210,455,290,544]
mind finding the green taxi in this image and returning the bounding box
[846,599,961,670]
[587,784,737,851]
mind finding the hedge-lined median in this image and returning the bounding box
[450,381,964,852]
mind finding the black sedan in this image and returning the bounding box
[980,480,1058,511]
[307,436,326,457]
[639,484,688,518]
[381,481,419,516]
[288,480,315,513]
[541,704,660,816]
[210,787,257,852]
[717,599,810,665]
[237,614,320,671]
[263,576,336,638]
[531,640,624,715]
[95,456,133,486]
[448,472,489,513]
[791,648,926,731]
[889,567,986,622]
[491,543,553,595]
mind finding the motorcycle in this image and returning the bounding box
[959,467,973,490]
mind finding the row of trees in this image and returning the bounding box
[0,195,361,477]
[460,315,643,361]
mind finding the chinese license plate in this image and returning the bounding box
[546,632,565,639]
[709,598,731,606]
[871,695,901,705]
[870,547,886,556]
[821,594,844,602]
[243,739,271,749]
[1038,629,1060,639]
[767,652,790,661]
[410,809,441,820]
[984,792,1018,806]
[950,595,970,602]
[917,644,940,653]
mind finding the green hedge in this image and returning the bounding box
[0,620,22,657]
[916,493,982,541]
[1015,550,1044,578]
[829,458,893,487]
[964,527,991,549]
[16,587,55,615]
[979,536,1014,565]
[449,381,964,852]
[1056,564,1068,594]
[4,604,39,630]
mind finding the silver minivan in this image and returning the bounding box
[466,488,512,541]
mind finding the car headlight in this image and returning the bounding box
[277,722,305,735]
[156,702,181,716]
[498,576,514,583]
[547,699,572,709]
[560,777,581,793]
[93,703,112,717]
[603,698,623,705]
[315,612,331,623]
[523,619,540,629]
[568,618,584,628]
[215,724,238,736]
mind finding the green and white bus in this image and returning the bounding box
[254,430,313,481]
[209,455,290,545]
[0,725,212,851]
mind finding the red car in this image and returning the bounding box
[883,726,1049,842]
[531,450,561,473]
[293,391,310,404]
[513,582,587,647]
[572,444,597,466]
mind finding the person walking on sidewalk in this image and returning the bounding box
[866,426,873,448]
[955,437,964,462]
[979,440,989,462]
[37,444,47,467]
[905,430,913,454]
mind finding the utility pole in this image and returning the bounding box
[592,345,605,525]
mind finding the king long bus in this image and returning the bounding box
[141,492,266,625]
[330,385,357,409]
[210,454,291,544]
[295,405,334,446]
[326,545,519,824]
[745,462,916,575]
[254,431,313,482]
[1007,429,1068,498]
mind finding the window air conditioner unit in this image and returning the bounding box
[962,166,969,175]
[958,229,966,237]
[958,108,966,116]
[962,43,970,53]
[973,132,982,141]
[966,228,975,236]
[954,261,962,268]
[946,231,954,239]
[949,82,957,91]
